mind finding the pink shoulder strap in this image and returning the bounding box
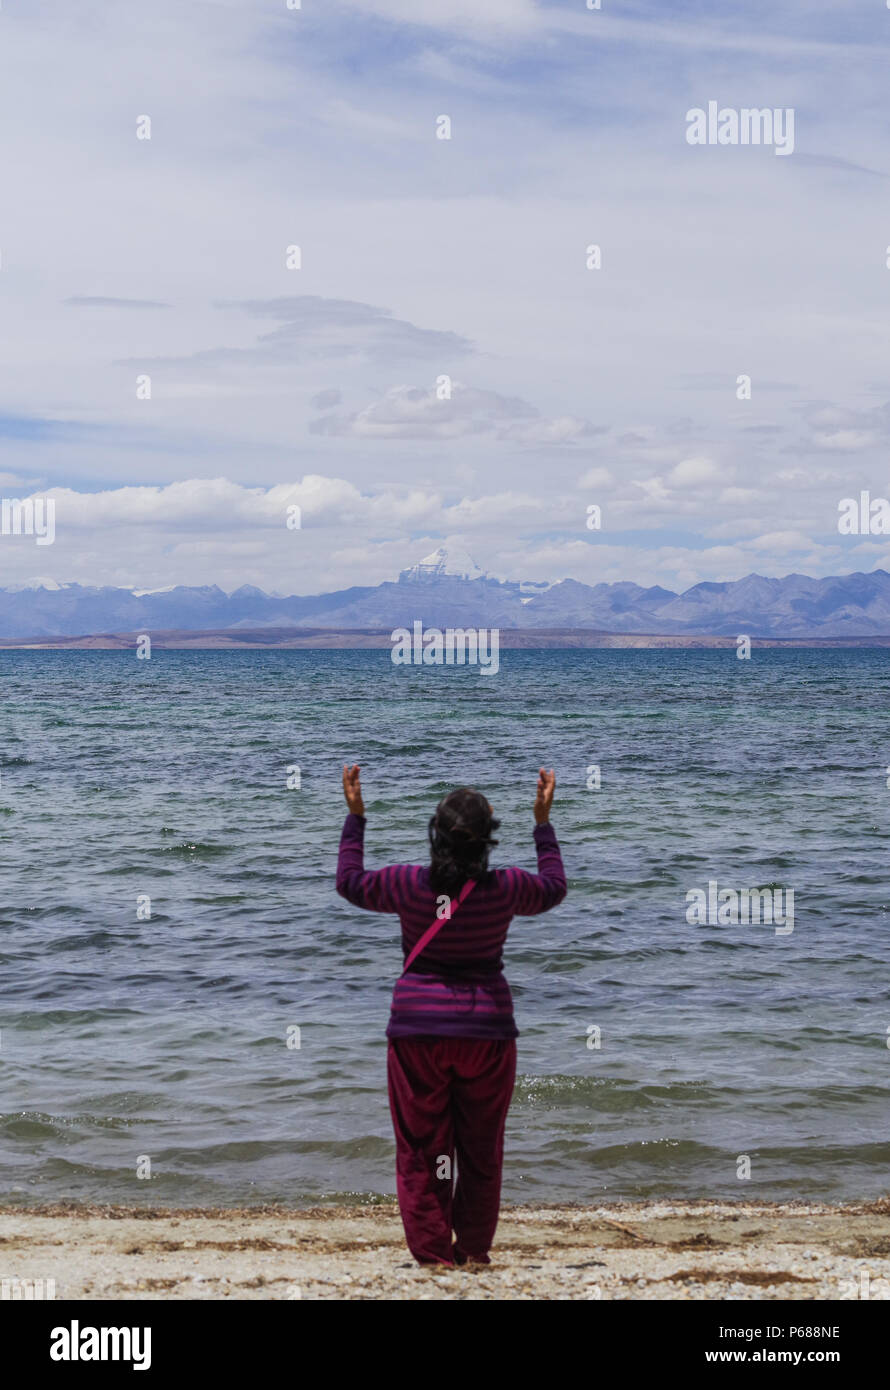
[401,878,477,974]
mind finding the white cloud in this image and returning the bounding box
[310,382,595,443]
[810,429,878,452]
[31,476,448,531]
[0,0,886,597]
[134,298,475,372]
[747,530,815,552]
[668,456,724,488]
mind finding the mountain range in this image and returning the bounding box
[5,548,890,639]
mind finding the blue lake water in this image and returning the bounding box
[1,647,889,1207]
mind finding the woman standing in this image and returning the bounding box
[336,766,566,1266]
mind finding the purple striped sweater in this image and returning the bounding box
[336,813,567,1039]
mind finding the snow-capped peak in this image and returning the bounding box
[399,546,486,583]
[2,577,68,592]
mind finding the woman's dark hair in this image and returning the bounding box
[428,788,499,896]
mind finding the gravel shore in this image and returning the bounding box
[3,1199,890,1300]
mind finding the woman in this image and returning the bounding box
[336,765,566,1267]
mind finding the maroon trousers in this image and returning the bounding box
[386,1037,517,1265]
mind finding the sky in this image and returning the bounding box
[2,0,890,596]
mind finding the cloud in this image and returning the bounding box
[499,415,602,446]
[0,469,880,598]
[310,382,597,443]
[668,456,725,488]
[794,401,890,453]
[747,530,815,552]
[2,0,889,598]
[129,297,475,371]
[812,430,879,452]
[31,476,432,530]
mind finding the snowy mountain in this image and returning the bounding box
[3,552,890,639]
[399,546,486,583]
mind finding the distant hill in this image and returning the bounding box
[4,548,890,640]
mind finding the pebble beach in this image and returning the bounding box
[3,1199,889,1300]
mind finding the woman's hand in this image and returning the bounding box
[533,767,555,824]
[342,763,366,816]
